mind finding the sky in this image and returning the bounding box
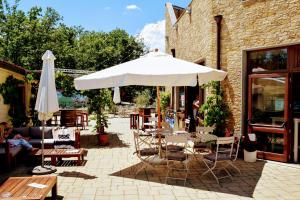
[13,0,192,51]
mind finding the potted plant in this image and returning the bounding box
[160,91,170,121]
[85,89,112,145]
[199,81,231,136]
[242,133,257,162]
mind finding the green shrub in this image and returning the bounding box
[199,81,230,137]
[134,89,151,108]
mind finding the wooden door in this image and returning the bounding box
[248,73,290,162]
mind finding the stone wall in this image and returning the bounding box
[165,0,300,132]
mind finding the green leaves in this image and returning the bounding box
[199,81,231,137]
[0,75,27,126]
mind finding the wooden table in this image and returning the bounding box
[0,176,57,200]
[35,148,85,166]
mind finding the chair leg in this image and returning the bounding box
[226,161,241,175]
[201,160,219,184]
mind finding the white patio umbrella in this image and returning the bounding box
[32,50,59,174]
[113,86,121,104]
[74,51,227,146]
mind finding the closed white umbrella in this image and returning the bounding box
[74,51,227,150]
[32,50,59,174]
[113,87,121,104]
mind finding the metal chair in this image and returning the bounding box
[165,135,191,186]
[193,126,215,153]
[219,132,242,175]
[202,136,235,184]
[133,131,160,175]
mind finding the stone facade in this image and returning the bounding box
[166,0,300,132]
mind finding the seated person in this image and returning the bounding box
[0,122,37,152]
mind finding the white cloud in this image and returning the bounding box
[126,4,141,11]
[138,20,165,52]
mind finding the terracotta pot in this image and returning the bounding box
[98,133,109,146]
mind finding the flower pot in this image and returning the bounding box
[98,133,109,146]
[244,149,257,162]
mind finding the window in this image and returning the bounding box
[248,48,287,72]
[251,76,285,125]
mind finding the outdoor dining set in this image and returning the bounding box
[132,117,241,185]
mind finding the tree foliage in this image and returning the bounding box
[0,0,147,124]
[0,0,144,72]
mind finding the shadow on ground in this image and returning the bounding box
[58,171,97,179]
[80,132,130,149]
[110,159,266,198]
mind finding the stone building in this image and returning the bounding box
[165,0,300,162]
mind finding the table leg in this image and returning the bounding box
[51,156,57,166]
[77,155,81,166]
[52,182,57,200]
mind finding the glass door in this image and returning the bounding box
[248,73,290,162]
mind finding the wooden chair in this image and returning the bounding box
[133,131,160,175]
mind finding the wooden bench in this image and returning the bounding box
[0,176,57,200]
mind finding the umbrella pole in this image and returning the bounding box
[41,120,45,168]
[156,86,162,156]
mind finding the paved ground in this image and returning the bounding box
[2,117,300,200]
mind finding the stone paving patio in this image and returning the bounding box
[1,117,300,200]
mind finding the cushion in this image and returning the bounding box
[193,142,207,148]
[30,127,53,139]
[9,146,22,157]
[162,145,184,152]
[0,147,5,154]
[13,127,30,137]
[204,153,231,162]
[218,147,237,155]
[166,152,187,161]
[138,148,159,156]
[52,128,75,142]
[29,139,55,145]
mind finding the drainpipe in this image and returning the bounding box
[214,15,222,94]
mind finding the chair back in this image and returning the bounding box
[165,135,188,146]
[133,131,141,155]
[232,132,241,161]
[196,126,214,134]
[216,136,235,158]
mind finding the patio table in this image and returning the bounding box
[0,176,57,200]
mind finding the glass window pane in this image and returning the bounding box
[256,132,284,154]
[249,48,287,72]
[251,77,285,125]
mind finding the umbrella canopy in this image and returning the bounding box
[35,50,59,121]
[74,51,227,90]
[113,87,121,104]
[74,51,227,153]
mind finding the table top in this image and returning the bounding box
[0,176,57,200]
[35,148,84,156]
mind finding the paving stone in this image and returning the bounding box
[3,118,300,200]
